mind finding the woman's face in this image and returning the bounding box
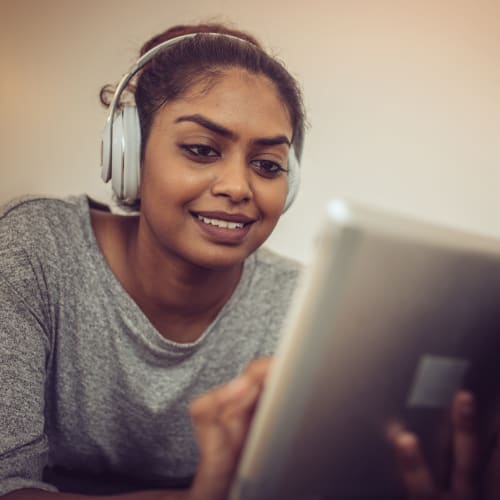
[138,68,293,270]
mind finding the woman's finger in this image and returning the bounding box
[220,357,272,420]
[242,356,273,381]
[190,357,272,427]
[389,426,437,500]
[190,376,250,454]
[450,391,478,500]
[187,359,272,500]
[189,357,273,460]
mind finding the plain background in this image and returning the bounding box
[1,0,499,263]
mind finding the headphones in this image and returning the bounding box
[101,33,301,210]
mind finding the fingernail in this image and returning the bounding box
[397,432,420,464]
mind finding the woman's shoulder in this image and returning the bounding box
[0,194,89,233]
[0,194,93,271]
[0,195,95,309]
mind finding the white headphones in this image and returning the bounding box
[101,33,301,210]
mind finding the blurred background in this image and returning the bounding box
[1,0,499,263]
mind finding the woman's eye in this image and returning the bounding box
[181,144,220,159]
[251,159,287,178]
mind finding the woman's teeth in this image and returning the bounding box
[197,215,245,229]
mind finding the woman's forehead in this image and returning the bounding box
[165,68,292,133]
[157,68,293,136]
[180,68,283,107]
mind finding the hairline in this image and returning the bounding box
[144,65,294,149]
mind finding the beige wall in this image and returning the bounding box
[1,0,499,262]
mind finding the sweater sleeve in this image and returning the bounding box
[0,209,58,495]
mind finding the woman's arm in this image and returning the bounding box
[0,271,56,496]
[2,359,271,500]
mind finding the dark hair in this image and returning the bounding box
[100,23,305,210]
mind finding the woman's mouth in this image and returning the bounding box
[196,215,245,229]
[191,211,256,244]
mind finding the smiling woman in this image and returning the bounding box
[0,23,305,500]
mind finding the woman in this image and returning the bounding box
[0,22,485,500]
[0,22,304,499]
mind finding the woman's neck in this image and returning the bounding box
[91,209,244,343]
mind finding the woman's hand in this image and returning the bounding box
[389,391,479,500]
[186,358,272,500]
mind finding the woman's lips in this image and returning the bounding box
[193,211,257,224]
[191,211,256,244]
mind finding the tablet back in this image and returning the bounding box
[230,199,500,500]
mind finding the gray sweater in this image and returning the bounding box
[0,195,302,495]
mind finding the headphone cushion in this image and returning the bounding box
[121,106,141,200]
[109,106,141,201]
[110,112,124,198]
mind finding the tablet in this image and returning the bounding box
[230,199,500,500]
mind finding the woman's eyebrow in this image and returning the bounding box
[253,136,291,148]
[175,114,235,139]
[175,114,291,147]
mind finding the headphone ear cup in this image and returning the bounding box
[121,106,141,201]
[283,146,300,212]
[109,106,141,201]
[110,110,125,199]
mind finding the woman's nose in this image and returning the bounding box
[210,160,253,203]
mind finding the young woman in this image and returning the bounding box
[0,22,487,500]
[0,23,304,500]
